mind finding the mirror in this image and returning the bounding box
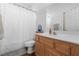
[46,3,79,32]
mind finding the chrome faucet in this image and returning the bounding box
[49,28,52,34]
[52,24,60,35]
[53,27,56,35]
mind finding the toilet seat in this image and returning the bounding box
[25,40,35,44]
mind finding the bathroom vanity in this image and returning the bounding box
[35,33,79,56]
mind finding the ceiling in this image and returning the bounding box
[14,3,53,12]
[13,3,79,12]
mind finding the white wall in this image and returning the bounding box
[46,3,79,32]
[36,9,46,32]
[0,4,36,54]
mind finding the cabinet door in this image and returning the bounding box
[55,40,71,55]
[35,42,44,56]
[45,48,64,56]
[71,44,79,56]
[45,48,55,56]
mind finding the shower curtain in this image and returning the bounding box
[0,4,36,55]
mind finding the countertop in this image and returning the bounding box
[36,32,79,45]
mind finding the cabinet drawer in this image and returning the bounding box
[35,35,40,42]
[55,40,71,55]
[40,36,54,48]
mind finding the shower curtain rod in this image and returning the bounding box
[12,3,37,13]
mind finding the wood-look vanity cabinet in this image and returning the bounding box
[35,35,79,56]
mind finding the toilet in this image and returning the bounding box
[24,40,35,54]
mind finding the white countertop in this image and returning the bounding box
[36,32,79,44]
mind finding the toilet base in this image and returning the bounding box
[24,40,35,54]
[27,47,34,54]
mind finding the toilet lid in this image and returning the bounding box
[25,40,35,44]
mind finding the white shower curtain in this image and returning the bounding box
[0,4,36,55]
